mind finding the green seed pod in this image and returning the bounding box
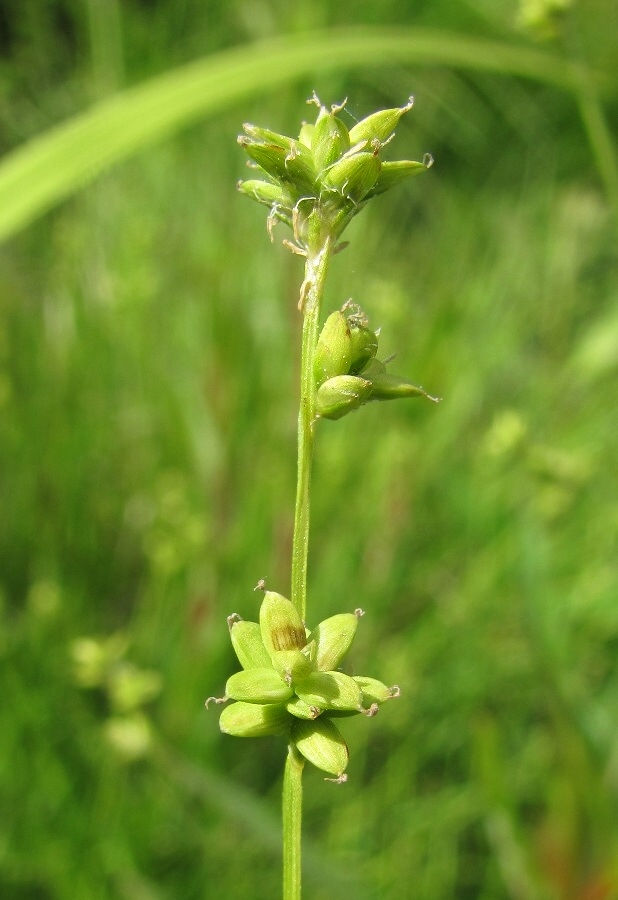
[283,142,318,195]
[348,320,379,374]
[229,619,272,670]
[359,357,386,378]
[239,139,315,195]
[259,591,314,682]
[259,591,306,655]
[366,370,438,403]
[291,716,348,777]
[236,179,293,210]
[348,97,415,145]
[239,138,289,180]
[295,670,363,712]
[225,668,295,704]
[241,125,318,190]
[219,701,290,738]
[242,123,295,150]
[354,676,401,706]
[309,613,359,671]
[315,375,372,420]
[314,311,352,387]
[312,109,351,172]
[318,708,364,719]
[320,151,381,203]
[364,157,431,199]
[286,696,322,720]
[298,122,314,149]
[273,649,315,684]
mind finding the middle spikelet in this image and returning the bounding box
[314,301,439,421]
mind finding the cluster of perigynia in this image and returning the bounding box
[209,587,399,781]
[237,93,432,250]
[315,302,438,420]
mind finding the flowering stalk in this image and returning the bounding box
[209,95,435,899]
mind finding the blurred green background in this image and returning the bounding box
[1,1,617,897]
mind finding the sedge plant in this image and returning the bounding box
[207,94,436,899]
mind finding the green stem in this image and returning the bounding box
[285,230,334,899]
[282,743,305,900]
[290,233,334,621]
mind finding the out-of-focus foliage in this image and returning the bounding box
[0,1,617,898]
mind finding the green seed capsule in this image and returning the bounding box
[295,670,363,711]
[319,708,364,719]
[364,158,431,199]
[358,357,386,378]
[366,370,438,403]
[320,151,381,203]
[272,649,315,684]
[241,125,317,189]
[284,142,318,195]
[259,591,314,682]
[312,109,351,172]
[239,138,289,180]
[348,320,379,374]
[309,613,359,671]
[286,696,322,720]
[225,668,294,704]
[348,97,415,145]
[298,122,314,149]
[242,123,295,149]
[291,716,348,777]
[259,591,306,655]
[219,701,290,738]
[353,676,401,706]
[236,179,293,210]
[315,375,372,420]
[239,139,315,195]
[229,619,272,670]
[314,311,352,387]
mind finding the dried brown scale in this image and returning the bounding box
[271,624,307,652]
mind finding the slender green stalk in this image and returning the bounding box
[282,743,305,900]
[285,231,334,898]
[290,234,334,621]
